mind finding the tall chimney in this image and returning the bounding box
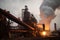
[42,24,45,31]
[54,23,57,31]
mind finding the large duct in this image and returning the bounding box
[40,0,60,30]
[0,8,34,30]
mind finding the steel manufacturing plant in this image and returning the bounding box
[0,0,60,40]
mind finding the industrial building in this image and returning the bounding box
[0,5,60,40]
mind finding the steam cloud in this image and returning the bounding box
[40,0,60,30]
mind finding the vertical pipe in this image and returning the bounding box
[22,9,25,21]
[54,23,57,31]
[42,24,45,31]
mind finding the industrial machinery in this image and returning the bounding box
[0,8,60,40]
[0,8,37,37]
[0,8,49,38]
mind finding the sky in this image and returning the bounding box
[0,0,43,22]
[0,0,60,31]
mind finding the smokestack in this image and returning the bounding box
[42,24,45,31]
[54,23,57,31]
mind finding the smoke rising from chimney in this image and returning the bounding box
[40,0,60,30]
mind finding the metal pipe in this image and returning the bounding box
[0,8,35,30]
[42,24,45,31]
[54,23,57,31]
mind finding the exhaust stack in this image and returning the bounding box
[42,24,45,31]
[54,23,57,31]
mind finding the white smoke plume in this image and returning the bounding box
[40,0,60,30]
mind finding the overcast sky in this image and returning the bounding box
[0,0,60,31]
[0,0,43,22]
